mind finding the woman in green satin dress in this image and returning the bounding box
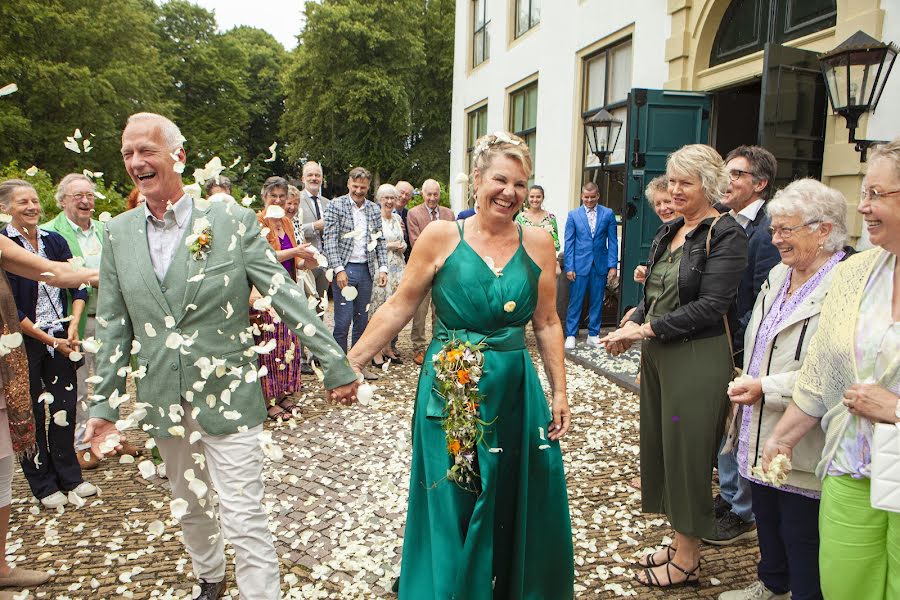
[346,132,574,599]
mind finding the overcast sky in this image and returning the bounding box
[190,0,308,49]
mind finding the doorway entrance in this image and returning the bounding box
[712,79,762,158]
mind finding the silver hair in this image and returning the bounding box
[767,178,848,253]
[55,173,95,208]
[868,137,900,181]
[644,174,668,208]
[125,112,185,151]
[375,184,399,203]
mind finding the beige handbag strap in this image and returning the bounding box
[704,214,738,370]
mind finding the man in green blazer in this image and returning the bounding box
[84,112,359,600]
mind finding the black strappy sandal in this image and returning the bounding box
[635,545,675,568]
[635,560,701,589]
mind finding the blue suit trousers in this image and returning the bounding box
[565,267,606,338]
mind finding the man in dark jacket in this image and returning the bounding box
[705,145,781,546]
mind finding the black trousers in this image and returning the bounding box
[21,337,82,499]
[750,479,823,600]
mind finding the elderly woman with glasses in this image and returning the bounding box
[602,144,747,589]
[719,179,852,600]
[368,184,407,367]
[761,139,900,600]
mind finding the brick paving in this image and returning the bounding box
[6,328,760,598]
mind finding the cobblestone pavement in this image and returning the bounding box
[7,330,759,599]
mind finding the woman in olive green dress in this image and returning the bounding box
[602,144,747,589]
[346,133,574,599]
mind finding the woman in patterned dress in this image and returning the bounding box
[251,177,317,421]
[368,184,407,367]
[515,185,559,251]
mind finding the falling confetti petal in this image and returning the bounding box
[341,286,358,301]
[0,83,17,96]
[25,165,38,177]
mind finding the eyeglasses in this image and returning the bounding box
[859,188,900,202]
[66,192,95,201]
[728,169,754,181]
[767,220,821,238]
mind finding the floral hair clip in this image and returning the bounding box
[472,132,521,162]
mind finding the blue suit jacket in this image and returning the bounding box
[564,205,618,276]
[1,227,88,323]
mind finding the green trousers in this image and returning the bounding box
[820,475,900,600]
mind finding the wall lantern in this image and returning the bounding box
[818,30,898,162]
[584,108,623,169]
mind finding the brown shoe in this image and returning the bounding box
[0,567,51,588]
[77,450,100,470]
[115,441,142,457]
[414,351,425,365]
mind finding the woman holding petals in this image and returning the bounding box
[344,133,574,598]
[251,176,317,421]
[761,139,900,600]
[367,184,406,367]
[719,179,852,600]
[0,179,98,509]
[0,195,97,596]
[601,145,747,589]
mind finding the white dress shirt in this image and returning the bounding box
[731,198,765,230]
[347,200,369,264]
[145,194,192,281]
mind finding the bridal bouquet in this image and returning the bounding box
[432,338,489,493]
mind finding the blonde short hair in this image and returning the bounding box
[644,175,668,208]
[471,132,533,180]
[287,184,301,200]
[768,178,848,253]
[666,144,729,206]
[868,137,900,181]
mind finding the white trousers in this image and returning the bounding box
[155,404,280,599]
[74,316,95,451]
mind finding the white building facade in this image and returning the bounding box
[448,0,900,254]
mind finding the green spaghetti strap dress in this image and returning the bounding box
[398,220,574,599]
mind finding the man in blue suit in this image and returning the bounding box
[563,181,618,349]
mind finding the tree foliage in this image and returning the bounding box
[282,0,454,190]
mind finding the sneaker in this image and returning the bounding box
[564,336,576,350]
[703,511,757,545]
[362,368,380,381]
[718,580,790,600]
[586,335,601,347]
[71,481,97,498]
[39,491,68,508]
[713,493,732,519]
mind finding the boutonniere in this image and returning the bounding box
[186,217,213,260]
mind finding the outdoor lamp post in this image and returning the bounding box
[584,109,623,169]
[818,30,898,162]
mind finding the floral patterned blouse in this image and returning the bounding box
[515,211,559,251]
[827,251,900,479]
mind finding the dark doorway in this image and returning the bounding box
[712,79,762,158]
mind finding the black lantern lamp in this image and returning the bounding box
[584,108,623,168]
[819,30,898,162]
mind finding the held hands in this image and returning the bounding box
[728,377,763,406]
[548,392,571,441]
[600,321,645,356]
[327,373,362,406]
[83,417,122,459]
[843,383,900,423]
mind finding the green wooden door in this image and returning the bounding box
[619,89,711,317]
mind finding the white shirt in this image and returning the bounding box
[347,200,369,264]
[731,198,765,230]
[145,194,192,281]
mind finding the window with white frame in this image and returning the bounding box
[515,0,541,38]
[473,0,490,67]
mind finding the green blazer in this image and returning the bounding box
[89,199,357,437]
[40,212,105,338]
